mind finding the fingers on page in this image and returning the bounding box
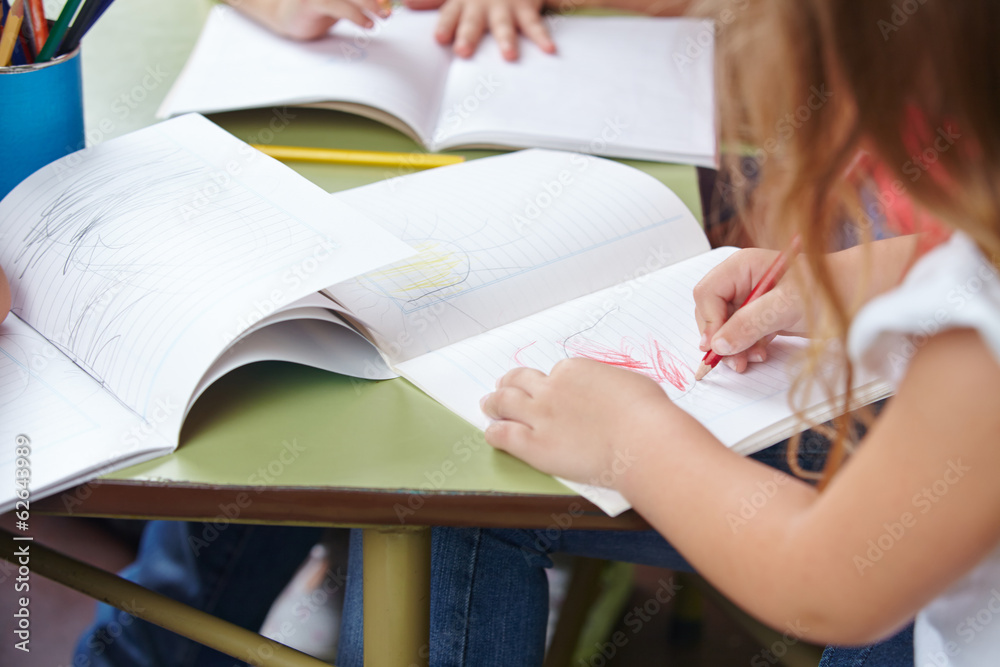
[497,366,547,395]
[481,386,533,421]
[488,5,518,59]
[514,4,553,53]
[453,4,488,55]
[484,419,533,454]
[435,0,464,43]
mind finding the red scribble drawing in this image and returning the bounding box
[513,341,537,366]
[562,336,693,392]
[649,339,693,391]
[563,337,654,374]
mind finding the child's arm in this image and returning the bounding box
[225,0,390,40]
[482,239,1000,645]
[405,0,691,61]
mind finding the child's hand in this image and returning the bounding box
[405,0,555,61]
[693,249,807,373]
[228,0,391,41]
[481,359,678,488]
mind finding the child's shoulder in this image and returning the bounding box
[848,232,1000,383]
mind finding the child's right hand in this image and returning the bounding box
[405,0,555,61]
[693,249,808,373]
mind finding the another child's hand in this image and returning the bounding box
[405,0,555,61]
[228,0,390,41]
[481,359,676,488]
[693,249,807,373]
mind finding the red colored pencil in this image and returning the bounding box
[695,235,803,381]
[25,0,45,53]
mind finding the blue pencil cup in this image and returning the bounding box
[0,48,84,201]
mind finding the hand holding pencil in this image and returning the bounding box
[693,237,804,380]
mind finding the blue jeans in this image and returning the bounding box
[73,521,321,666]
[335,436,914,667]
[74,439,914,666]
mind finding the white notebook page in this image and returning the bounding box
[0,316,173,513]
[397,249,889,515]
[159,6,452,144]
[0,114,411,436]
[159,8,716,165]
[435,17,716,165]
[327,149,709,363]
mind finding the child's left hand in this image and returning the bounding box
[481,358,677,489]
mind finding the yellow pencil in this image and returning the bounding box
[251,144,465,170]
[0,0,25,68]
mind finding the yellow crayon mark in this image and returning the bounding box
[369,241,467,295]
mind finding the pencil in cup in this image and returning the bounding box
[0,0,24,67]
[694,236,803,381]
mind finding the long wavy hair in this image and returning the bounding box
[691,0,1000,483]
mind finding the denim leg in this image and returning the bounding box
[336,526,551,667]
[336,436,837,667]
[336,529,364,667]
[819,624,914,667]
[74,520,321,667]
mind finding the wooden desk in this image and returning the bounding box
[23,0,708,664]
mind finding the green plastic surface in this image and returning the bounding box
[87,0,704,495]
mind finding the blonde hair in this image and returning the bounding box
[692,0,1000,483]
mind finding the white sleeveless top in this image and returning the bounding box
[847,232,1000,667]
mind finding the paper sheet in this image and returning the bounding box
[328,149,708,364]
[159,6,452,144]
[0,316,173,513]
[436,16,716,164]
[159,7,716,165]
[397,249,891,515]
[0,114,413,444]
[193,313,396,406]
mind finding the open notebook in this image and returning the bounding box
[159,6,716,167]
[0,119,889,515]
[317,151,893,514]
[0,114,412,513]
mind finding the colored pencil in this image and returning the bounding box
[35,0,82,62]
[19,0,36,58]
[0,0,24,67]
[58,0,114,56]
[694,235,803,381]
[251,144,465,169]
[24,0,45,53]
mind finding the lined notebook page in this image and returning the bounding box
[0,114,411,434]
[328,149,708,364]
[159,6,451,145]
[396,248,888,514]
[436,17,716,165]
[0,316,172,513]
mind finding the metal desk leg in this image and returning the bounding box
[0,529,330,667]
[363,526,431,667]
